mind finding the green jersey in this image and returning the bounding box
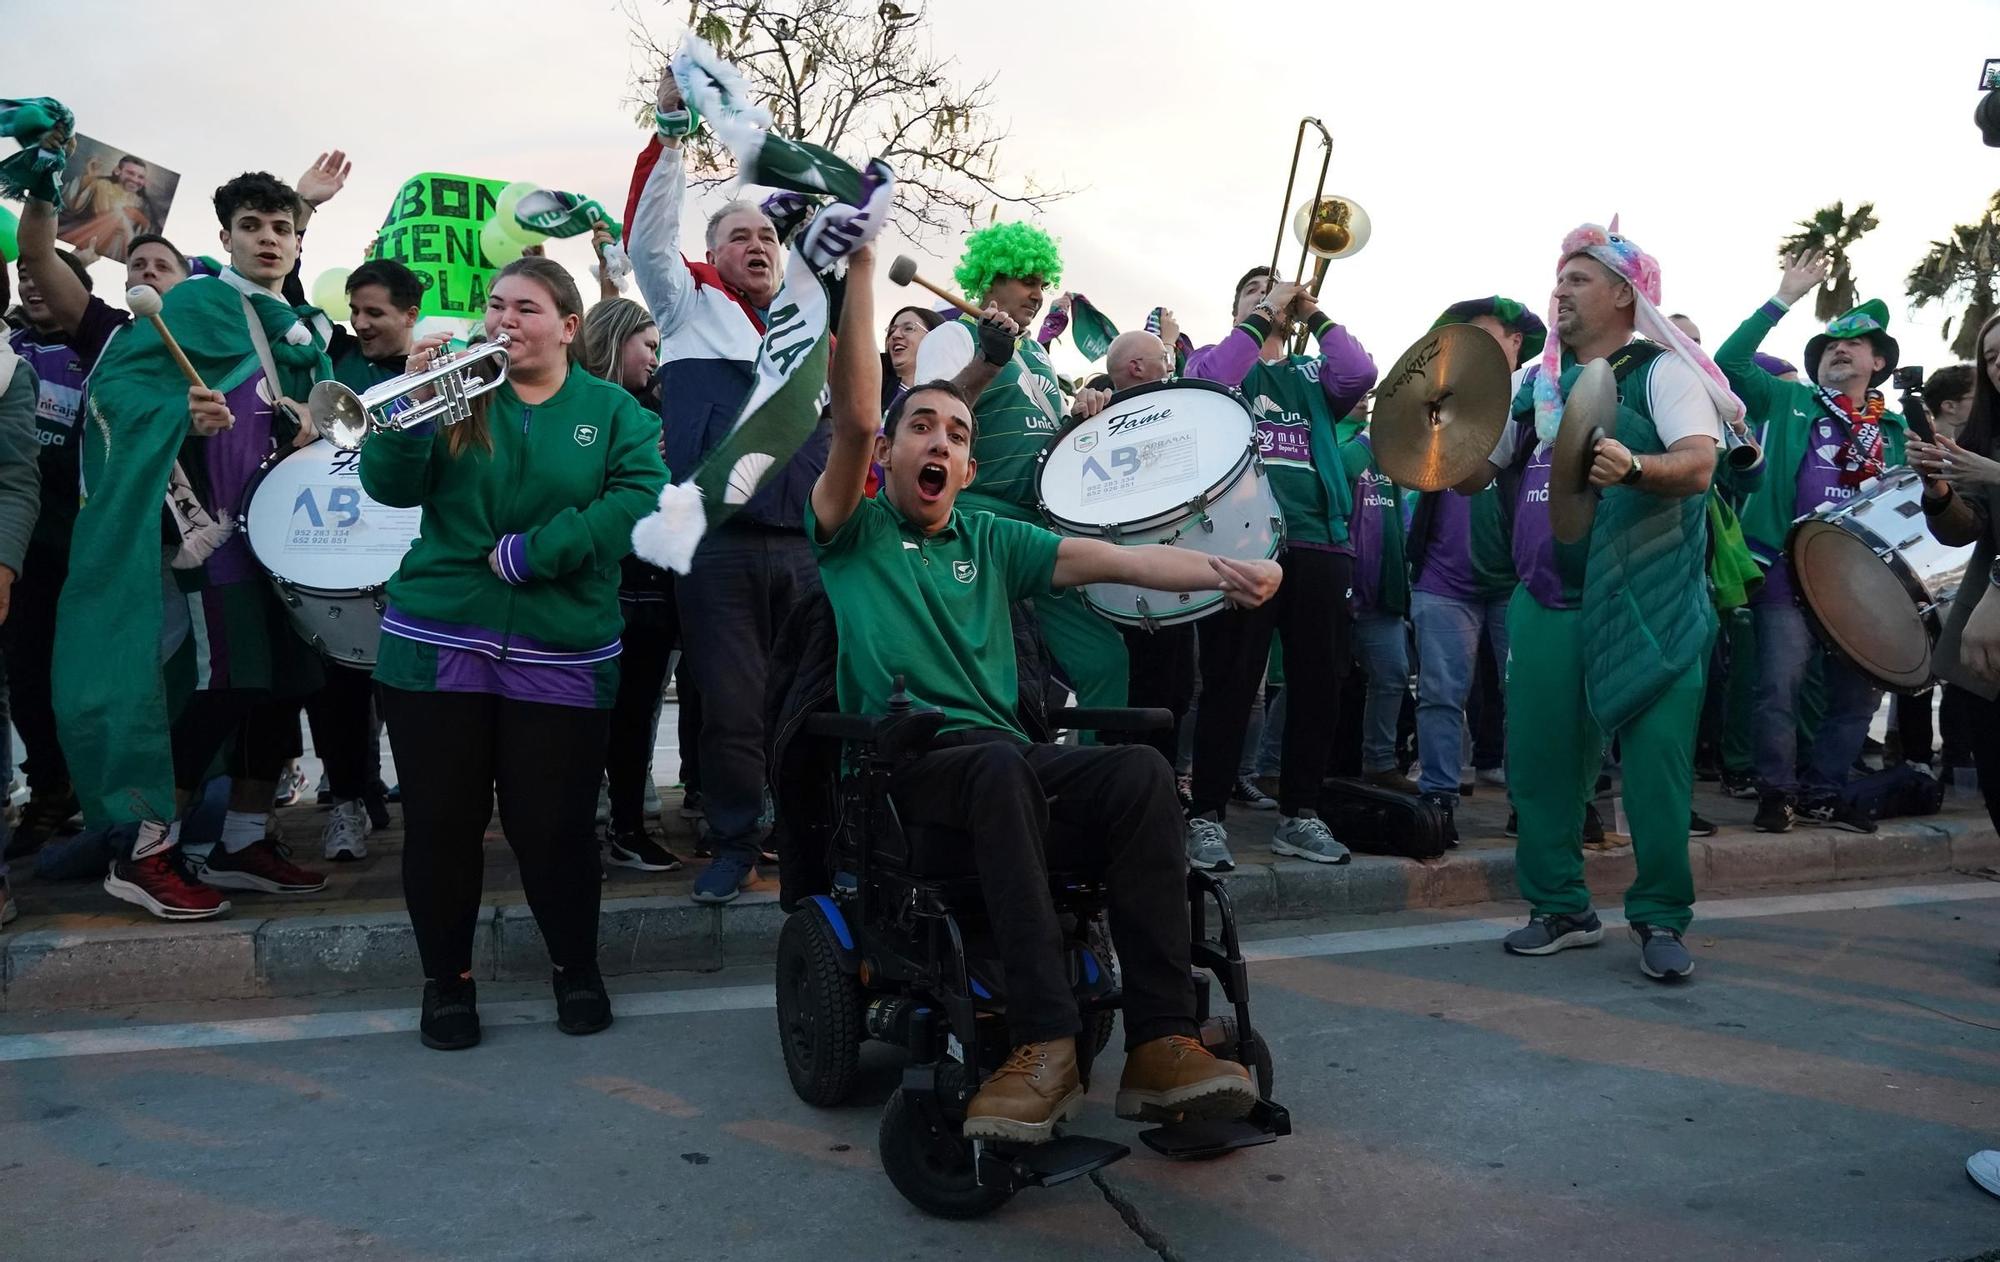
[807,494,1062,740]
[1243,354,1353,547]
[914,316,1066,523]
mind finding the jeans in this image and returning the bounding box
[1752,602,1879,796]
[675,526,820,861]
[1351,611,1409,774]
[1411,590,1511,800]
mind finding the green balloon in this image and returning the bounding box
[479,217,526,267]
[0,203,17,263]
[494,181,538,231]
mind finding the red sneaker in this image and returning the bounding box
[105,854,231,920]
[202,838,328,894]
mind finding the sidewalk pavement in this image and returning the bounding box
[3,780,1995,1012]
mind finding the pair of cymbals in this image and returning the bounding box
[1370,324,1512,493]
[1548,359,1617,544]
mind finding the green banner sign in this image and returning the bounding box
[368,171,509,318]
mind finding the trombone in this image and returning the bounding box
[310,335,512,452]
[1268,118,1371,352]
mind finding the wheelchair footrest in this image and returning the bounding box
[980,1133,1130,1189]
[1138,1099,1291,1160]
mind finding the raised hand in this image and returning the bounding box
[296,150,351,208]
[1777,248,1831,306]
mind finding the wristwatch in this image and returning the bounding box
[1620,455,1645,486]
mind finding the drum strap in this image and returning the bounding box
[240,292,306,444]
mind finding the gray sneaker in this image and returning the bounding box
[1631,922,1694,981]
[1502,910,1604,956]
[1186,815,1235,872]
[1271,813,1350,865]
[320,799,370,862]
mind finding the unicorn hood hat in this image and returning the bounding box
[1532,218,1745,443]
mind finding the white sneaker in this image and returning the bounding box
[1969,1150,2000,1199]
[642,776,662,820]
[1186,815,1235,872]
[1271,813,1351,864]
[322,799,369,862]
[1477,767,1507,788]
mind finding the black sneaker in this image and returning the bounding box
[1503,910,1605,956]
[361,783,392,832]
[1631,923,1694,981]
[1718,770,1759,800]
[1753,791,1794,834]
[678,789,705,821]
[1689,810,1719,838]
[1504,810,1518,837]
[1799,793,1876,834]
[1417,791,1460,846]
[1583,803,1606,846]
[420,977,481,1051]
[553,964,613,1035]
[602,829,684,872]
[6,786,80,860]
[1230,775,1278,811]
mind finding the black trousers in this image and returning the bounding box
[605,585,688,837]
[675,526,819,860]
[1191,548,1353,818]
[171,690,291,790]
[304,663,378,800]
[1,543,68,794]
[1948,685,2000,833]
[381,687,610,979]
[1123,623,1197,767]
[889,738,1197,1049]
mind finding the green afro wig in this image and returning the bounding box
[953,221,1063,302]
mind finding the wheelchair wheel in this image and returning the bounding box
[775,910,863,1107]
[879,1087,1014,1219]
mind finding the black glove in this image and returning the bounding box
[976,315,1017,367]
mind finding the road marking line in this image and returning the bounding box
[2,882,1992,1064]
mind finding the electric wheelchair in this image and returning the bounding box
[768,659,1291,1220]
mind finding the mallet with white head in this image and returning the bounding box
[126,285,205,389]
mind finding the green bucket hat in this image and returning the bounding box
[1804,299,1899,388]
[1430,296,1547,366]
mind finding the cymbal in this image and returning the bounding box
[1370,324,1513,492]
[1549,358,1617,544]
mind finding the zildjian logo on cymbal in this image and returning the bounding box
[1383,338,1442,397]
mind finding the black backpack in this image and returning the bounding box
[1317,777,1453,861]
[1839,764,1944,823]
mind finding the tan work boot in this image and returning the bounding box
[1116,1035,1259,1122]
[963,1037,1082,1144]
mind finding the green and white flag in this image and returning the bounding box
[630,35,891,575]
[0,95,73,202]
[514,188,622,241]
[1067,293,1119,362]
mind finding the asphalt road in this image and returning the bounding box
[4,878,1999,1261]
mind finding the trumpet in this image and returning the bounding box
[1722,414,1763,472]
[310,335,511,452]
[1269,118,1371,353]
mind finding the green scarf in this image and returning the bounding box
[54,271,329,828]
[0,96,72,202]
[1067,294,1119,361]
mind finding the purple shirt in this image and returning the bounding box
[1514,440,1572,610]
[1348,434,1393,613]
[1755,414,1857,608]
[1413,490,1480,602]
[1184,316,1376,420]
[202,370,285,585]
[10,298,130,548]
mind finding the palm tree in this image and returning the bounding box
[1777,201,1880,322]
[1906,193,2000,362]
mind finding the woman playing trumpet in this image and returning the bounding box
[360,256,669,1051]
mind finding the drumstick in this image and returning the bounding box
[887,255,984,320]
[126,286,206,389]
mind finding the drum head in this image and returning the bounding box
[1790,519,1932,690]
[1037,379,1252,531]
[244,440,423,591]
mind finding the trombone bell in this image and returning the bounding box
[1293,194,1371,261]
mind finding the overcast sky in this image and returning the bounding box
[19,0,2000,383]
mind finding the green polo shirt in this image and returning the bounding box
[808,493,1062,741]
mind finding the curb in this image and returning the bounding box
[5,817,1994,1012]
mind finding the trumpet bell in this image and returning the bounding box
[1293,195,1371,260]
[308,380,372,452]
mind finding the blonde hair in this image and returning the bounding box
[578,297,655,389]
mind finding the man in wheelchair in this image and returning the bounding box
[805,244,1283,1145]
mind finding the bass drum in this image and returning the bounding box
[1787,466,1974,693]
[1035,379,1282,628]
[242,439,424,668]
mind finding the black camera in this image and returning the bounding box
[1894,365,1925,392]
[1980,60,2000,145]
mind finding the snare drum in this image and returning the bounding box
[243,440,425,667]
[1035,379,1282,628]
[1787,466,1974,693]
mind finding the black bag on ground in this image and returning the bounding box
[1839,764,1944,822]
[1317,777,1452,861]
